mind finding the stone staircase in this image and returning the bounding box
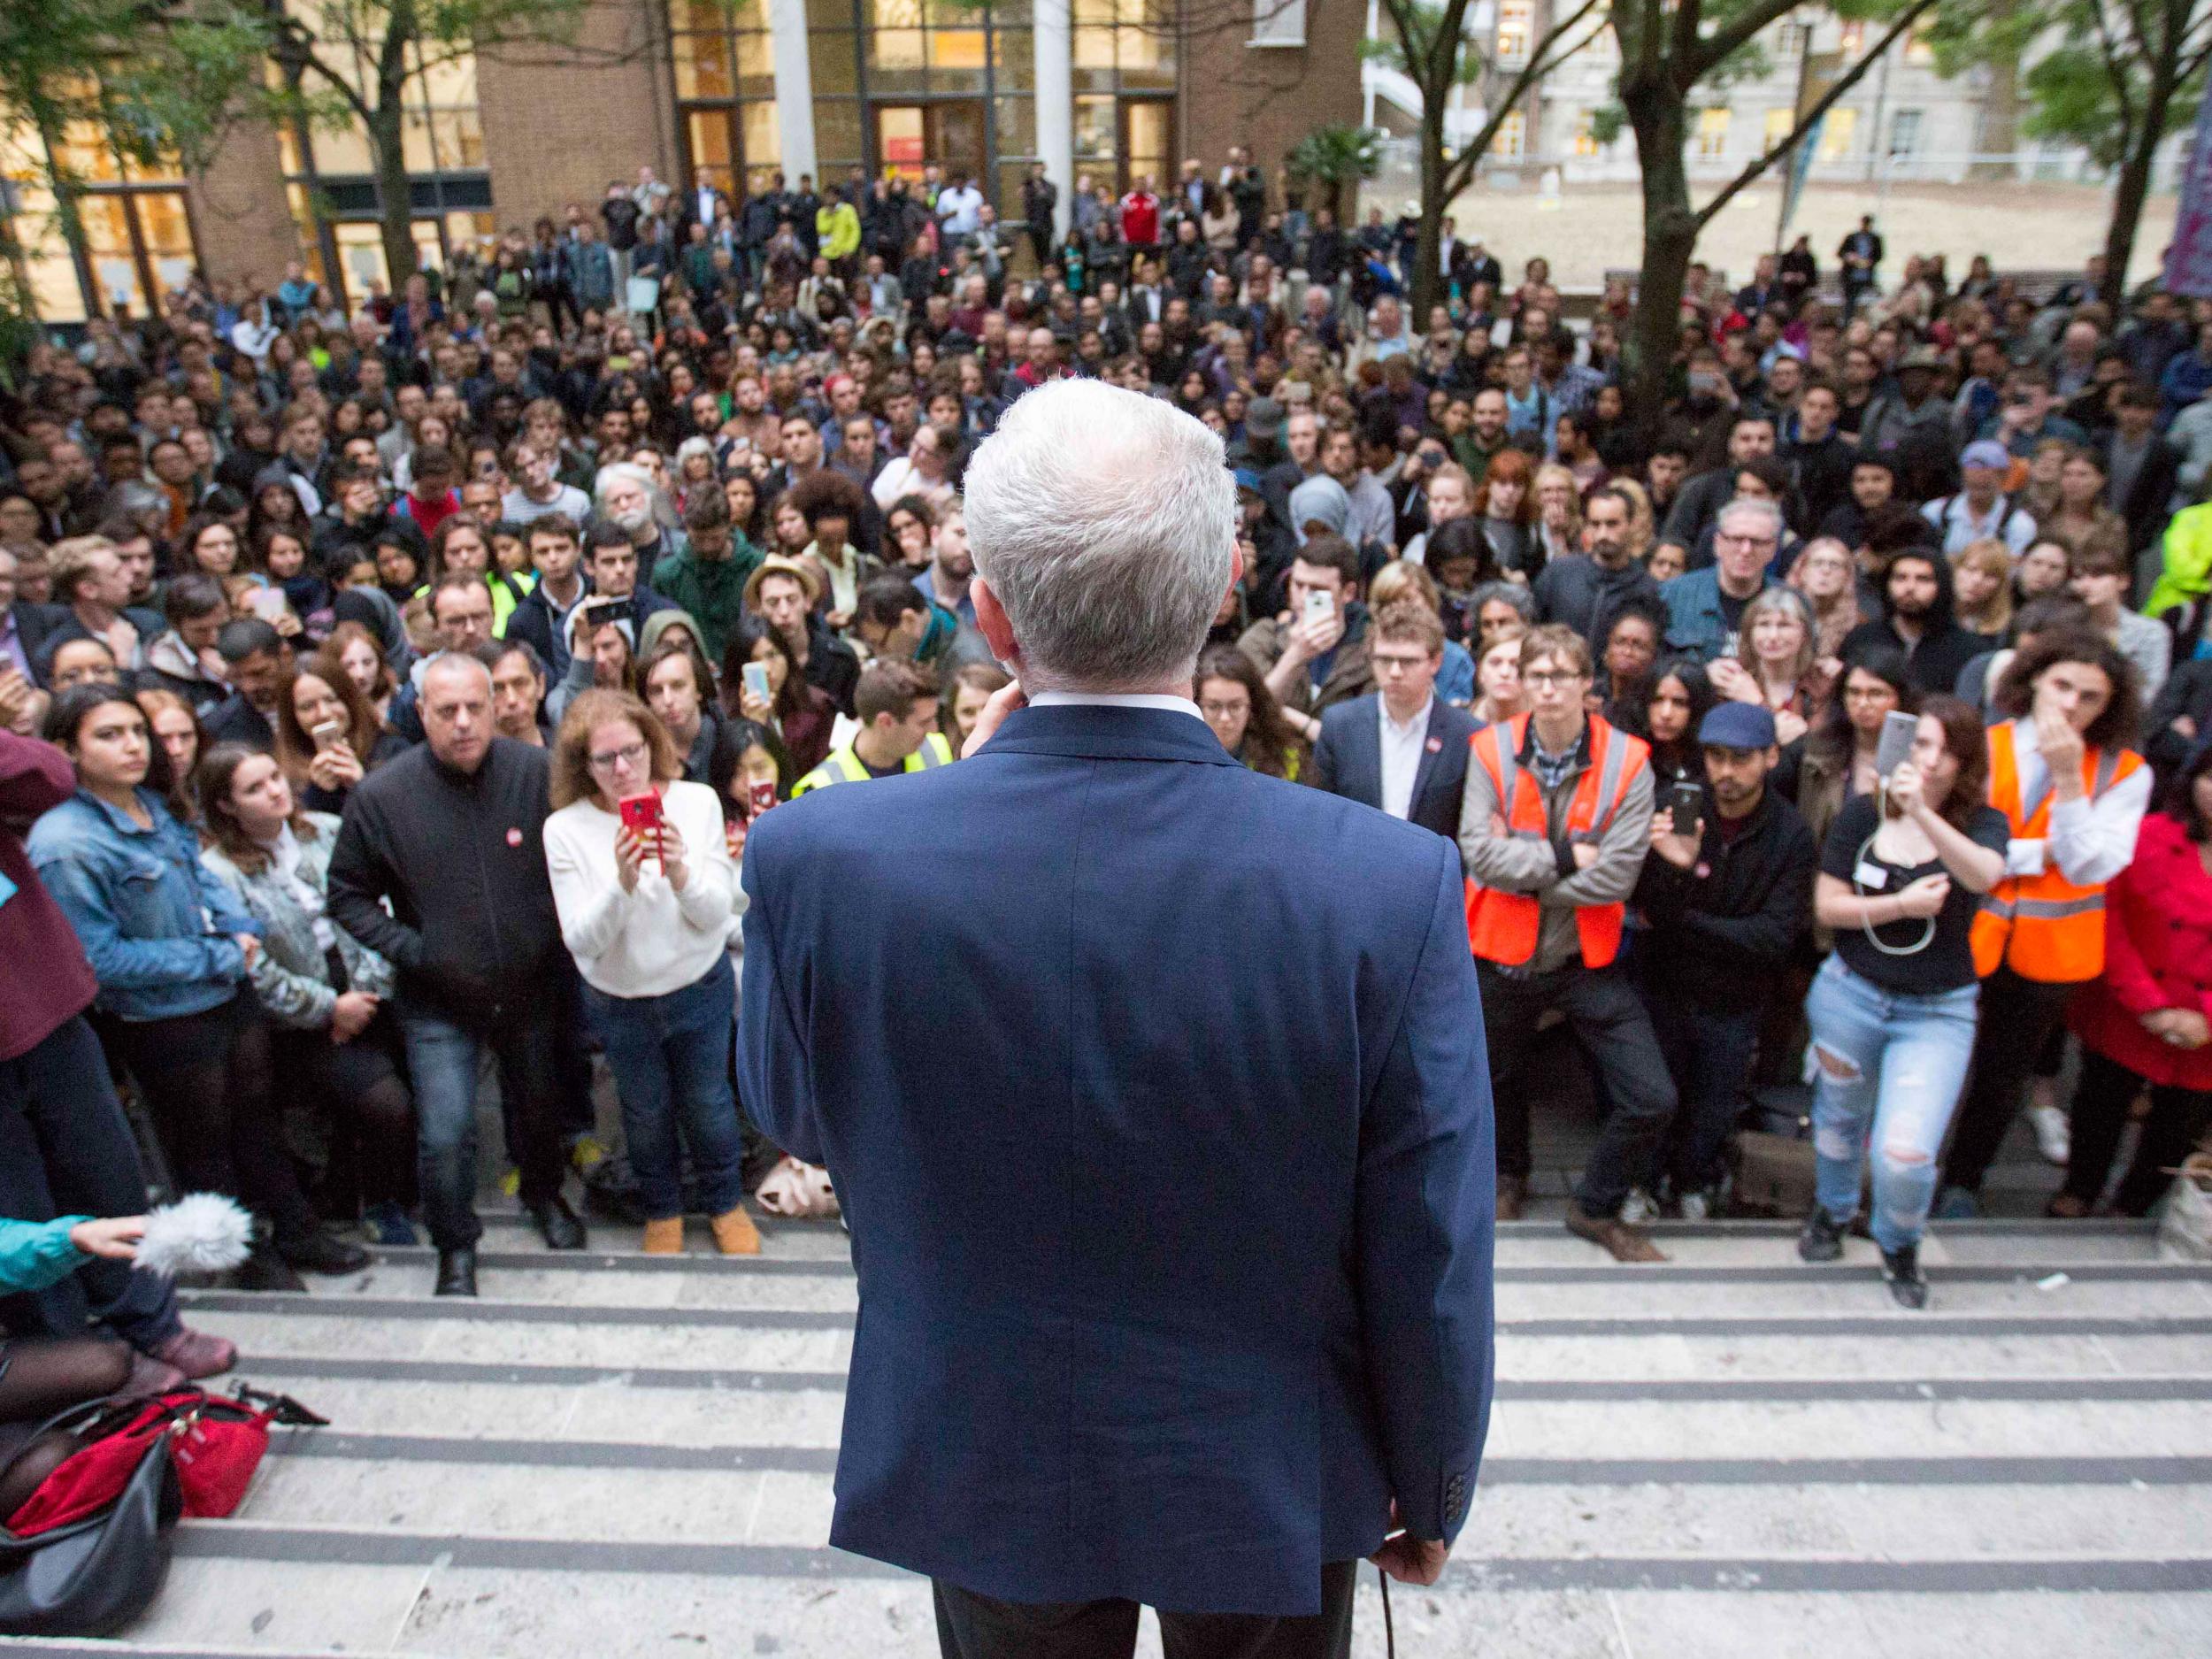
[10,1207,2211,1659]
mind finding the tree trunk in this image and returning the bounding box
[2101,71,2180,313]
[1624,85,1694,446]
[371,95,416,284]
[1411,105,1449,326]
[1968,58,2018,183]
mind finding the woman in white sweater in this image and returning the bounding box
[544,690,759,1256]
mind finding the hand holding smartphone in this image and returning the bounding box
[741,663,772,707]
[618,792,665,869]
[1874,710,1918,780]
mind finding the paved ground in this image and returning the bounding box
[14,1056,2212,1658]
[1359,179,2183,294]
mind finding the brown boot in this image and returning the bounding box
[710,1205,763,1256]
[1565,1201,1668,1263]
[641,1217,685,1256]
[1495,1172,1527,1223]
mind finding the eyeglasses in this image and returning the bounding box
[1371,654,1432,674]
[1522,669,1588,688]
[1199,700,1248,720]
[588,741,648,774]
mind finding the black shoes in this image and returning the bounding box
[526,1194,587,1250]
[234,1244,305,1293]
[434,1248,478,1297]
[281,1228,372,1276]
[1880,1244,1929,1310]
[1797,1208,1847,1263]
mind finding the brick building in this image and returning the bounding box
[5,0,1359,324]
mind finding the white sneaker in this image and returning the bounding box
[1618,1187,1658,1225]
[2029,1103,2070,1166]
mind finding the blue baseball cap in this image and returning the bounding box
[1960,440,2012,472]
[1699,703,1778,750]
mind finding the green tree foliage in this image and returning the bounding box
[1286,125,1384,224]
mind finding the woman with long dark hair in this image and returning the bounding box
[27,688,366,1288]
[273,651,405,812]
[1634,657,1717,788]
[1792,648,1914,857]
[724,614,835,776]
[198,745,419,1245]
[1194,646,1306,780]
[1801,696,2010,1308]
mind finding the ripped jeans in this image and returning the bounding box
[1804,956,1979,1252]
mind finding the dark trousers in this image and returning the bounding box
[933,1562,1356,1659]
[399,1004,566,1250]
[1647,991,1763,1196]
[1479,958,1678,1215]
[1941,968,2077,1195]
[0,1014,180,1350]
[107,991,322,1248]
[2065,1048,2212,1215]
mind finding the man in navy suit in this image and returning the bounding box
[1306,600,1479,843]
[741,379,1494,1658]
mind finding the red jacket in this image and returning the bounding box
[1119,191,1160,247]
[0,733,100,1060]
[2069,810,2212,1089]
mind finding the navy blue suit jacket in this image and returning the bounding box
[740,703,1494,1616]
[1307,694,1480,845]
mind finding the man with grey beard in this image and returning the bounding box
[594,461,681,582]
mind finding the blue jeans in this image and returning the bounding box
[581,961,744,1220]
[1805,956,1978,1251]
[399,1007,565,1251]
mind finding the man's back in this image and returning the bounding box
[740,702,1494,1616]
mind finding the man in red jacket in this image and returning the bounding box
[1119,175,1161,253]
[0,731,234,1386]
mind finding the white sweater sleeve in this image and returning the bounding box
[672,784,737,935]
[544,810,632,966]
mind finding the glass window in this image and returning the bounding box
[741,101,781,169]
[1496,0,1532,65]
[1695,107,1730,159]
[1816,107,1856,165]
[1125,99,1171,185]
[995,96,1036,156]
[1073,94,1118,163]
[815,101,865,167]
[1492,110,1525,159]
[687,109,737,191]
[673,33,733,99]
[733,31,774,94]
[287,183,328,287]
[10,186,88,325]
[993,27,1034,88]
[810,31,860,92]
[1250,0,1305,46]
[871,28,926,70]
[932,27,988,71]
[1764,106,1793,149]
[1573,111,1602,158]
[805,0,856,27]
[1889,109,1923,158]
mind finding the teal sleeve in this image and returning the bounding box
[0,1216,91,1294]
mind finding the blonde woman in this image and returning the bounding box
[1534,463,1584,566]
[1950,537,2015,641]
[1786,535,1865,666]
[1714,586,1820,745]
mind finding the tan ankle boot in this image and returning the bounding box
[710,1205,762,1256]
[641,1217,685,1256]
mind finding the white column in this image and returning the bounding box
[1035,3,1072,234]
[770,0,818,184]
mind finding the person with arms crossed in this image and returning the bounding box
[1307,601,1479,842]
[740,379,1494,1658]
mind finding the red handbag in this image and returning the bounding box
[5,1386,324,1537]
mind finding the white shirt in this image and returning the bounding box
[2000,718,2153,886]
[1379,695,1433,820]
[1029,690,1207,725]
[543,780,740,998]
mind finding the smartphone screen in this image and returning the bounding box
[748,778,777,818]
[1302,588,1333,627]
[742,663,772,705]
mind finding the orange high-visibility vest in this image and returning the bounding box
[1970,719,2144,982]
[1464,712,1649,970]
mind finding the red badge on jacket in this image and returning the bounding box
[506,827,523,847]
[1425,736,1443,753]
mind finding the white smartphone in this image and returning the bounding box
[1302,588,1333,627]
[1875,710,1918,780]
[741,663,772,705]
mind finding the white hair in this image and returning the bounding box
[594,462,654,507]
[1715,495,1786,541]
[963,380,1233,691]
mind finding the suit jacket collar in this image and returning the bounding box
[1409,697,1460,805]
[978,703,1240,767]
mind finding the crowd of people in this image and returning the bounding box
[1,149,2209,1445]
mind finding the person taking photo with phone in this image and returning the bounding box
[544,689,757,1257]
[1633,703,1817,1218]
[1801,699,2009,1307]
[1937,634,2147,1217]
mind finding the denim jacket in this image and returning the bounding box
[27,787,259,1024]
[202,812,396,1031]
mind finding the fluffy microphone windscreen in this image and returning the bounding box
[134,1193,256,1277]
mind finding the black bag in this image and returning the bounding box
[0,1399,182,1637]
